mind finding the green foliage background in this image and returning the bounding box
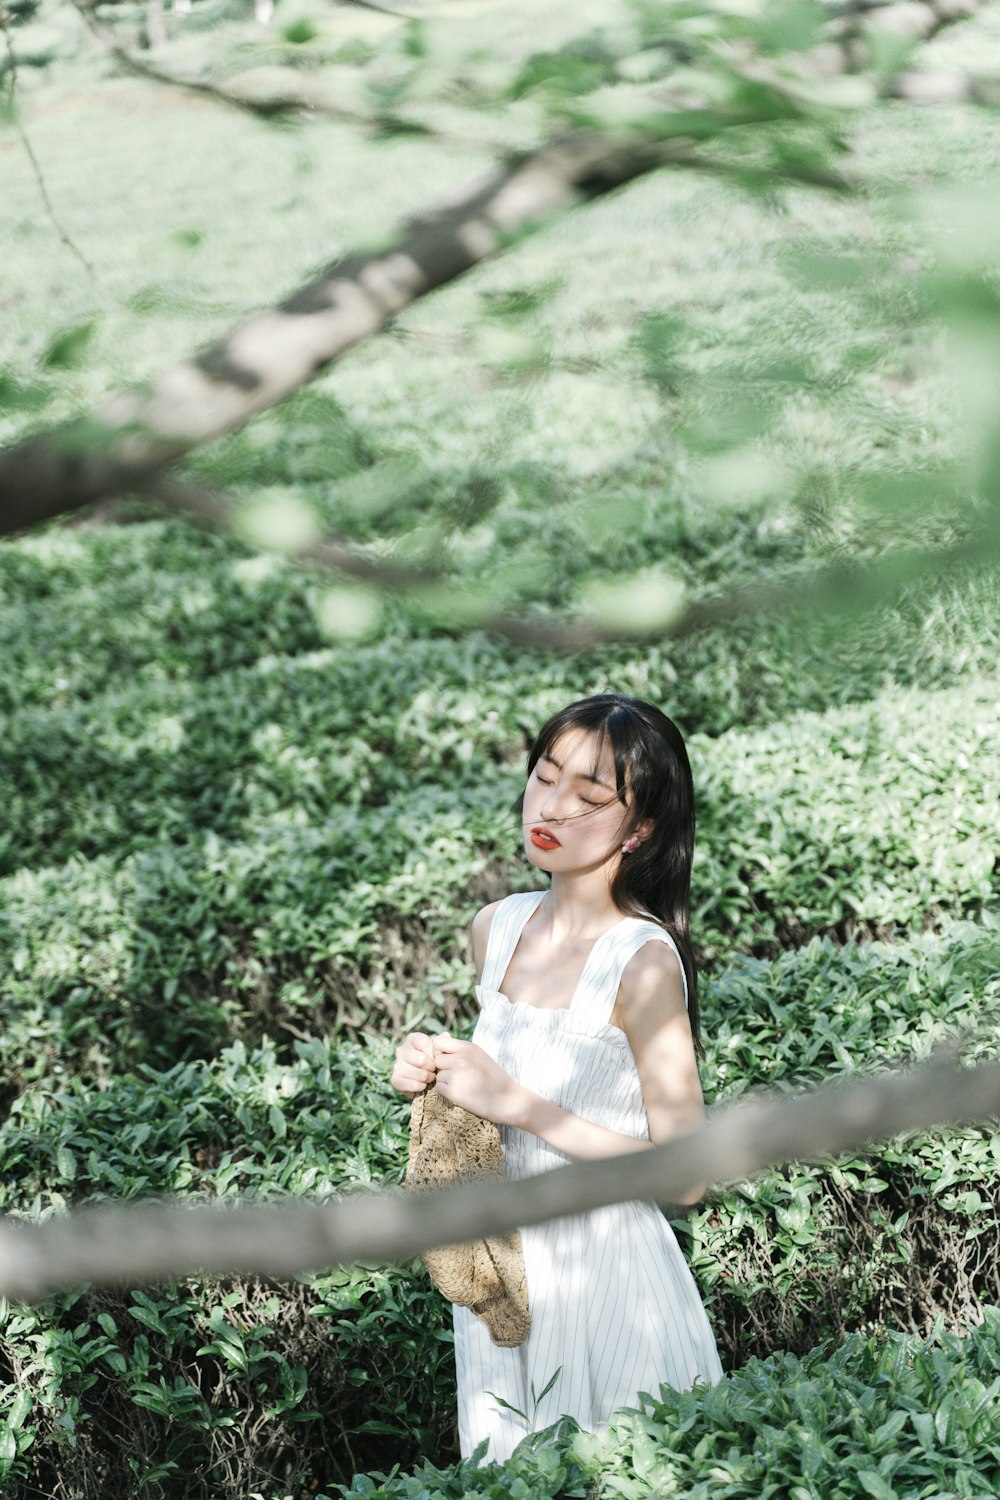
[2,0,1000,1494]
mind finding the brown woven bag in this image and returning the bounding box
[406,1084,530,1348]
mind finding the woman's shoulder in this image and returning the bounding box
[469,896,512,974]
[469,892,539,971]
[470,899,504,947]
[618,923,689,1011]
[470,890,540,931]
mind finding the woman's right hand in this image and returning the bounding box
[390,1031,437,1098]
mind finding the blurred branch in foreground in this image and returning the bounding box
[1,0,995,533]
[0,131,731,530]
[1,1051,997,1304]
[147,472,999,648]
[60,0,999,133]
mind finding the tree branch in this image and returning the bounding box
[144,469,996,651]
[66,0,437,129]
[0,0,992,534]
[146,473,436,588]
[0,4,98,279]
[0,1051,997,1303]
[0,130,726,531]
[475,522,999,651]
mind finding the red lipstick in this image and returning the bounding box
[530,828,561,851]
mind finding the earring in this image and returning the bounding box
[621,835,642,854]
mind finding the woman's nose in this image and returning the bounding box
[539,785,568,821]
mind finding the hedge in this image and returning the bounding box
[1,922,997,1494]
[338,1314,1000,1500]
[1,673,995,1081]
[0,1038,456,1494]
[2,512,997,733]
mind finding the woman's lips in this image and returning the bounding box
[530,828,561,850]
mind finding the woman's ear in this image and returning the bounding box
[634,818,654,843]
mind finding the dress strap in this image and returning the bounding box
[479,891,546,996]
[572,918,689,1028]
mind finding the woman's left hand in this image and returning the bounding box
[432,1035,527,1128]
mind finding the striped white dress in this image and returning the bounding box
[453,890,723,1463]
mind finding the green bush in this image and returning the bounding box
[1,923,997,1493]
[334,1314,1000,1500]
[1,673,994,1078]
[0,1038,456,1495]
[689,919,1000,1360]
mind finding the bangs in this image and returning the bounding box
[530,699,649,806]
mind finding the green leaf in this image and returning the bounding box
[0,369,49,412]
[857,1472,896,1500]
[758,0,824,55]
[130,1305,168,1337]
[282,18,317,43]
[6,1390,31,1432]
[56,1146,77,1180]
[580,569,687,635]
[636,312,687,394]
[41,320,96,370]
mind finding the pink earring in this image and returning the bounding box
[621,835,642,854]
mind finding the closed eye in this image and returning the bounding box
[534,769,612,812]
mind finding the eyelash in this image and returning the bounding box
[535,774,600,807]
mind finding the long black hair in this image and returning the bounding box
[523,693,701,1051]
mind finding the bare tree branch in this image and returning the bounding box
[0,0,992,536]
[146,473,437,588]
[0,129,730,531]
[0,5,99,279]
[0,1051,997,1304]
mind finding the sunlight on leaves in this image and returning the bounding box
[697,449,789,509]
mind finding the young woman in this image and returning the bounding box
[391,693,722,1462]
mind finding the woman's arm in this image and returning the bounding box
[615,939,706,1146]
[515,943,703,1155]
[390,902,501,1098]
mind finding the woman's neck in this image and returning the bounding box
[541,871,621,940]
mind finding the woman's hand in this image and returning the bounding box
[390,1031,437,1098]
[432,1035,527,1128]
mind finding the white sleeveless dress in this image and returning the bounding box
[453,891,723,1462]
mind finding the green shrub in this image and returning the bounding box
[688,920,1000,1361]
[2,674,994,1077]
[1,924,997,1493]
[333,1314,1000,1500]
[0,1038,456,1495]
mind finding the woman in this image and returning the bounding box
[391,693,722,1462]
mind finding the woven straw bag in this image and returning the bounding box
[406,1084,530,1348]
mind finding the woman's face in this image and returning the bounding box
[522,727,634,875]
